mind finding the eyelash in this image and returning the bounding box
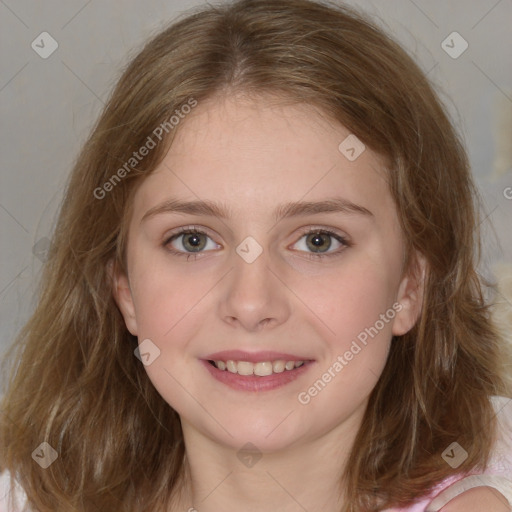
[163,226,351,261]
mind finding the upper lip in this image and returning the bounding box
[204,350,313,363]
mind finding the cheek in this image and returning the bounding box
[296,256,400,345]
[296,262,396,419]
[128,260,205,411]
[128,249,201,341]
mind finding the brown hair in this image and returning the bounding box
[1,0,510,510]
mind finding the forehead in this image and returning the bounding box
[131,93,395,224]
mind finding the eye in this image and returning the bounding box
[163,226,350,261]
[291,228,350,259]
[164,227,220,259]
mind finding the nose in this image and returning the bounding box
[217,247,291,333]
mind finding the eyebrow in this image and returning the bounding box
[140,197,374,224]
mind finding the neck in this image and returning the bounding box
[169,405,365,512]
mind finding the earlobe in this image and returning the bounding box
[108,259,138,336]
[392,253,427,336]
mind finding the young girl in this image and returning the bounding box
[1,0,511,511]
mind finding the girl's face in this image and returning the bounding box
[114,93,424,452]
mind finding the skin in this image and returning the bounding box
[112,92,503,511]
[441,486,511,512]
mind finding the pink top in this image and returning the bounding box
[1,396,511,512]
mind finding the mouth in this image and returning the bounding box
[207,359,308,376]
[201,351,315,392]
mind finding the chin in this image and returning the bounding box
[207,414,307,454]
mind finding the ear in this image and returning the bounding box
[108,259,138,336]
[392,252,427,336]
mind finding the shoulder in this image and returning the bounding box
[438,486,511,511]
[425,396,512,512]
[0,470,27,512]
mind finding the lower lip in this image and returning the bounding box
[201,360,314,392]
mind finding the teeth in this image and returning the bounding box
[285,361,295,371]
[272,360,286,373]
[255,362,273,376]
[213,359,305,376]
[237,361,254,376]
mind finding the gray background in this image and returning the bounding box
[1,0,511,380]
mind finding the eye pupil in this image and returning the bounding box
[184,233,205,251]
[307,233,331,252]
